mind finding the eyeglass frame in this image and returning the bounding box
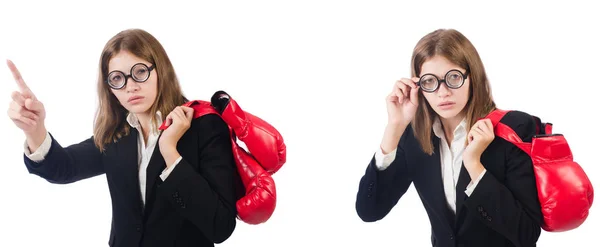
[106,63,155,90]
[416,69,470,93]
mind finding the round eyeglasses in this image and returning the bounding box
[106,63,155,89]
[417,69,469,93]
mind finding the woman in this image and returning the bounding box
[7,29,241,247]
[355,29,543,247]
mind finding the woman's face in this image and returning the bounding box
[419,55,470,121]
[107,50,158,115]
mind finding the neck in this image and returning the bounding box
[440,113,465,145]
[135,112,154,138]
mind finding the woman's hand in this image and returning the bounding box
[159,106,194,167]
[380,78,420,154]
[386,78,420,127]
[6,60,47,151]
[463,119,495,179]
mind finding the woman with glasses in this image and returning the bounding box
[7,29,241,247]
[355,29,542,247]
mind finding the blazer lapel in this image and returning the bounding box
[454,162,471,226]
[426,137,457,231]
[144,135,167,213]
[117,129,144,213]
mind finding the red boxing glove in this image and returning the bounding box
[487,109,594,232]
[211,91,286,174]
[159,92,285,225]
[530,135,593,231]
[232,142,277,225]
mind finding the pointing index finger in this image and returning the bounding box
[7,60,35,98]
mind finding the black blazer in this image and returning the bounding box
[23,114,243,247]
[355,110,543,247]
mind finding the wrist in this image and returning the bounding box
[381,123,407,154]
[160,147,180,168]
[463,160,485,180]
[386,121,408,130]
[25,125,48,150]
[159,142,177,155]
[463,153,480,166]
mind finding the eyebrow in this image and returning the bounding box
[108,63,147,73]
[420,69,463,78]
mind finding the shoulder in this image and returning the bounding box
[189,113,229,135]
[498,110,537,142]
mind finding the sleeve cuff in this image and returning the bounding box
[160,156,183,181]
[24,132,52,162]
[465,169,487,197]
[374,146,397,171]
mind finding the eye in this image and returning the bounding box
[110,74,122,82]
[423,78,436,85]
[135,68,148,75]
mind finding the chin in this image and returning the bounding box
[433,108,462,120]
[125,104,152,114]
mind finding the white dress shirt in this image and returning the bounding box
[374,117,487,214]
[24,111,182,206]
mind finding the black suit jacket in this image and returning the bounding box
[23,114,243,247]
[356,111,543,247]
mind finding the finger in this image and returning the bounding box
[164,115,173,127]
[409,81,420,105]
[473,127,485,138]
[11,91,26,106]
[387,91,398,102]
[476,122,492,136]
[473,120,484,129]
[468,131,480,144]
[483,119,494,133]
[24,98,44,112]
[181,106,194,119]
[481,120,495,138]
[392,86,403,104]
[395,80,409,99]
[399,78,418,89]
[7,60,35,97]
[9,103,38,120]
[475,123,485,132]
[8,108,37,126]
[388,85,400,100]
[172,107,186,122]
[9,100,23,111]
[467,132,474,143]
[13,117,36,128]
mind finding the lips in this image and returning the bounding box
[438,101,455,107]
[128,96,144,102]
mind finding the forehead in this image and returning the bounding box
[420,55,463,77]
[108,50,150,72]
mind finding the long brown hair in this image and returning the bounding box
[93,29,187,152]
[410,29,496,155]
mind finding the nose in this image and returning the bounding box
[125,77,140,93]
[436,82,452,97]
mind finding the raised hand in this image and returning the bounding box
[6,60,48,152]
[6,60,46,135]
[386,77,420,127]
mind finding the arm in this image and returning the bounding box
[463,113,542,247]
[355,124,414,222]
[157,115,237,244]
[23,132,105,184]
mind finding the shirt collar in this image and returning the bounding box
[126,111,163,135]
[432,116,467,139]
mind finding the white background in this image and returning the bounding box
[0,0,598,246]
